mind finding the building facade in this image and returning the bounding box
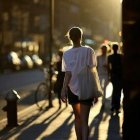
[0,0,121,70]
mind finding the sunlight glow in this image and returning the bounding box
[120,0,123,3]
[106,82,113,98]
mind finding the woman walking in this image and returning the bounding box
[61,27,98,140]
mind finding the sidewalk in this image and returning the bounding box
[0,96,123,140]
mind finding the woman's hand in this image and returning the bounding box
[61,87,68,103]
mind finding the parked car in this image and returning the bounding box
[20,55,34,69]
[7,51,21,70]
[31,54,43,68]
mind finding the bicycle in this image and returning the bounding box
[35,67,57,110]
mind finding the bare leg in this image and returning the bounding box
[80,104,91,140]
[72,103,82,140]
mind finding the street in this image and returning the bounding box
[0,69,45,93]
[0,69,45,121]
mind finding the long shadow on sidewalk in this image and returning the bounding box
[89,100,122,140]
[16,107,69,140]
[41,112,74,140]
[89,105,108,140]
[0,106,67,140]
[107,114,122,140]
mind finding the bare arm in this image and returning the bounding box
[61,71,72,103]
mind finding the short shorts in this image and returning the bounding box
[67,87,93,106]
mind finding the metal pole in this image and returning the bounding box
[48,0,54,107]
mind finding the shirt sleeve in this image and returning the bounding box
[62,53,72,72]
[87,47,97,67]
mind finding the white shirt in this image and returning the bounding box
[97,55,108,76]
[62,46,97,96]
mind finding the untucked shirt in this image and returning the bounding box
[97,55,108,76]
[62,46,97,96]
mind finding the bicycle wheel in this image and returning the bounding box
[35,82,49,109]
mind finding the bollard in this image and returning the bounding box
[2,89,20,128]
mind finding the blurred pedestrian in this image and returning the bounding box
[53,51,67,108]
[97,44,109,108]
[108,43,123,114]
[61,27,97,140]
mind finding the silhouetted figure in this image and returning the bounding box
[61,27,97,140]
[97,44,109,107]
[108,44,123,114]
[54,51,67,108]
